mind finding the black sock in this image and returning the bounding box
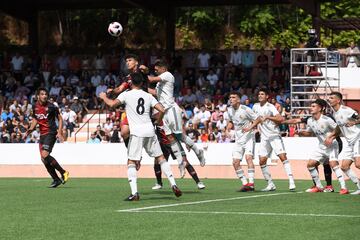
[154,163,162,185]
[312,166,319,186]
[46,155,65,174]
[42,160,60,180]
[186,164,200,183]
[124,138,129,148]
[323,164,332,186]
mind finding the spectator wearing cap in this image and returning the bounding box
[70,96,84,123]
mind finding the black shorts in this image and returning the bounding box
[39,134,57,153]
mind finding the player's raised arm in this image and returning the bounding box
[148,75,162,83]
[99,92,121,108]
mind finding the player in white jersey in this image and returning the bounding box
[99,73,182,201]
[325,92,360,195]
[251,88,296,191]
[147,61,206,182]
[226,92,261,191]
[283,99,348,194]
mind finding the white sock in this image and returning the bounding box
[282,160,295,183]
[260,165,273,185]
[170,141,184,165]
[248,168,255,184]
[333,166,346,189]
[182,134,200,155]
[308,167,323,188]
[344,169,360,189]
[127,164,137,195]
[159,160,176,186]
[236,169,248,185]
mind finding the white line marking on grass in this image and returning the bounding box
[117,192,299,213]
[127,210,360,218]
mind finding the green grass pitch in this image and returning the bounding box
[1,178,359,240]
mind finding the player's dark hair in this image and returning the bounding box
[259,88,269,95]
[36,87,49,96]
[130,72,144,87]
[330,91,343,100]
[154,60,168,69]
[312,98,327,112]
[229,91,241,99]
[125,53,139,62]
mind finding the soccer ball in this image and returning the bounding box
[108,22,123,37]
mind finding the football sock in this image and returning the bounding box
[127,164,137,195]
[308,167,323,188]
[248,168,255,184]
[42,159,60,180]
[260,165,273,185]
[323,163,332,186]
[182,134,201,155]
[333,166,346,189]
[159,160,176,186]
[186,164,200,183]
[170,141,184,165]
[282,160,295,183]
[46,155,65,174]
[344,169,360,189]
[236,169,248,185]
[124,137,129,148]
[154,163,162,185]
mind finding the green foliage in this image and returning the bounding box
[224,31,235,49]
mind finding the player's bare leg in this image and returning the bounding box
[259,156,276,191]
[278,153,296,191]
[341,158,360,195]
[155,155,182,197]
[181,131,206,167]
[328,160,348,194]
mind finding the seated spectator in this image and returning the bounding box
[67,71,80,85]
[91,71,102,87]
[210,106,221,130]
[29,126,40,143]
[1,108,14,122]
[49,81,62,98]
[182,88,197,109]
[62,105,77,136]
[193,105,211,131]
[244,98,253,109]
[52,70,65,85]
[95,125,105,141]
[70,96,85,124]
[216,99,227,113]
[103,118,114,137]
[218,130,231,143]
[110,125,121,143]
[204,97,214,112]
[206,68,219,88]
[216,113,227,132]
[87,132,101,144]
[12,132,25,143]
[199,129,209,143]
[186,122,200,143]
[208,133,218,143]
[21,99,32,119]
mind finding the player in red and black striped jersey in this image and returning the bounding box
[24,87,69,188]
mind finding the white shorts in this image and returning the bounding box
[309,143,339,164]
[163,105,183,135]
[232,139,255,159]
[339,138,360,161]
[127,135,163,161]
[259,136,286,158]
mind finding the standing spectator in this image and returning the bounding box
[93,51,107,73]
[69,55,81,75]
[230,46,242,71]
[196,49,210,73]
[272,43,283,72]
[55,51,70,73]
[70,96,84,124]
[95,79,107,109]
[257,48,269,73]
[242,44,255,86]
[193,105,211,131]
[104,71,117,86]
[206,69,219,88]
[345,41,360,68]
[40,53,52,89]
[91,71,102,87]
[10,52,24,81]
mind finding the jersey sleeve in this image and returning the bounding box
[269,104,280,116]
[245,106,258,121]
[327,117,337,130]
[159,72,169,82]
[116,92,126,104]
[150,94,159,107]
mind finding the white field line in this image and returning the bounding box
[127,210,360,218]
[117,192,301,213]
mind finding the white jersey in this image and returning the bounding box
[117,89,158,137]
[333,105,360,145]
[156,71,175,110]
[305,115,337,149]
[252,102,281,139]
[228,105,257,144]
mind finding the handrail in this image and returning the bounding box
[74,109,100,143]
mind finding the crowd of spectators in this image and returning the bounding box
[0,42,354,143]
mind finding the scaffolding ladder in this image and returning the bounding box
[290,48,340,116]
